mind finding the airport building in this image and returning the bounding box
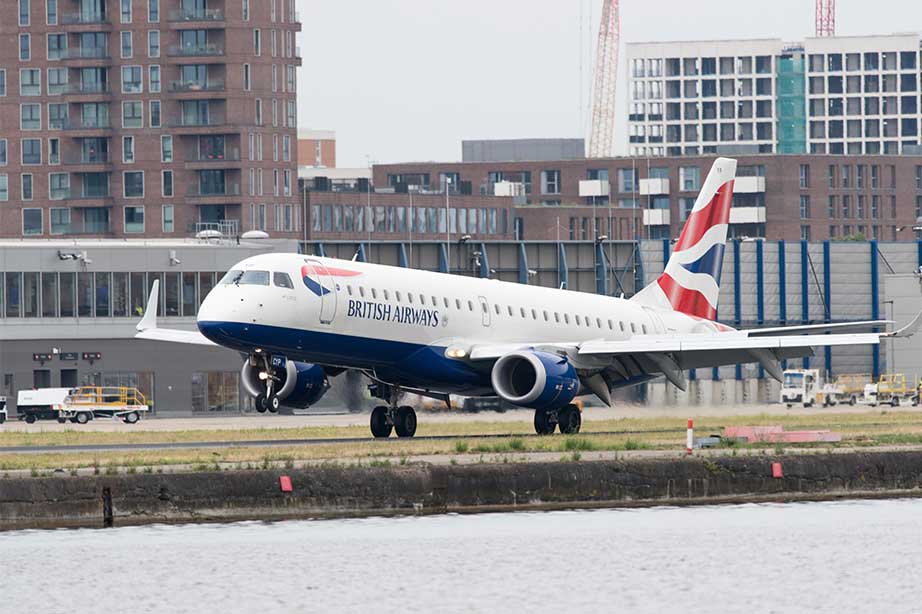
[625,34,922,157]
[0,0,302,240]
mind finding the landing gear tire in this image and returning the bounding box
[533,408,556,435]
[75,412,90,425]
[255,396,268,413]
[394,406,417,438]
[370,405,392,438]
[268,396,280,413]
[558,405,582,434]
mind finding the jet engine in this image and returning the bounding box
[241,357,328,410]
[490,351,579,410]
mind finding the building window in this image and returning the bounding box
[123,136,135,163]
[242,0,249,20]
[161,135,173,162]
[253,29,261,55]
[47,33,67,60]
[122,101,143,128]
[148,65,161,92]
[148,31,160,57]
[49,172,69,199]
[20,34,31,61]
[21,138,42,165]
[20,69,41,96]
[124,206,144,233]
[149,100,161,127]
[255,98,262,124]
[0,174,7,201]
[828,195,837,218]
[148,0,159,21]
[48,137,60,164]
[124,171,144,198]
[618,168,637,193]
[19,0,30,25]
[121,66,142,93]
[799,195,810,219]
[243,64,251,90]
[162,204,174,232]
[47,67,67,95]
[162,170,173,197]
[17,102,39,132]
[46,0,57,23]
[50,207,69,234]
[120,0,131,22]
[679,166,700,191]
[23,209,42,236]
[0,70,6,96]
[541,170,560,194]
[120,31,133,57]
[799,164,809,188]
[22,174,33,200]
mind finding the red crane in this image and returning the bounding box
[588,0,620,158]
[815,0,835,37]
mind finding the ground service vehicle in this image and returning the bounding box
[833,373,870,406]
[780,370,839,407]
[17,387,149,424]
[864,374,920,407]
[0,397,6,424]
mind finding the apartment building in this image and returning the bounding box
[626,34,922,157]
[0,0,301,239]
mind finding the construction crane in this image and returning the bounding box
[815,0,835,37]
[588,0,620,158]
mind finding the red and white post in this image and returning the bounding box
[686,419,694,455]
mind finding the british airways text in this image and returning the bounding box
[346,299,440,328]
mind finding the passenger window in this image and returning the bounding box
[408,293,414,303]
[443,297,449,308]
[395,291,402,302]
[575,315,581,326]
[619,321,626,332]
[543,310,549,321]
[494,304,501,315]
[607,319,613,330]
[468,300,474,311]
[420,295,426,305]
[359,287,366,298]
[371,288,377,299]
[564,314,570,324]
[531,309,537,320]
[347,285,354,296]
[273,272,294,289]
[482,302,488,313]
[642,325,648,334]
[507,306,513,316]
[455,299,461,309]
[631,323,637,334]
[520,307,526,318]
[431,296,437,306]
[554,312,560,323]
[384,290,390,300]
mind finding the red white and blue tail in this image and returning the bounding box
[631,157,737,321]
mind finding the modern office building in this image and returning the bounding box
[0,0,302,240]
[626,34,922,157]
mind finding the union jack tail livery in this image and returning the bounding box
[632,157,737,320]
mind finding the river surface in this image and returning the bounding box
[1,499,920,614]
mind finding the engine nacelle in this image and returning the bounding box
[241,359,328,409]
[490,351,579,410]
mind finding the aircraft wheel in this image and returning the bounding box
[533,408,556,435]
[558,405,582,434]
[394,406,417,438]
[268,396,280,413]
[25,415,37,424]
[75,412,90,425]
[370,406,392,438]
[255,396,268,413]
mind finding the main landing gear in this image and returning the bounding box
[534,404,582,435]
[369,385,417,438]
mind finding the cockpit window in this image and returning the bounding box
[273,272,294,289]
[219,270,242,285]
[236,270,270,286]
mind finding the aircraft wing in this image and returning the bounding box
[134,280,218,347]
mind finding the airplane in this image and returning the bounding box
[136,157,922,438]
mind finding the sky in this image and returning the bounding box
[296,0,922,167]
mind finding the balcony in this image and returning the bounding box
[61,82,112,101]
[729,207,766,224]
[61,12,111,26]
[643,209,671,226]
[167,44,225,58]
[186,184,242,203]
[734,176,766,193]
[168,8,225,22]
[56,191,114,203]
[63,153,112,170]
[61,47,111,66]
[61,119,113,136]
[169,118,233,135]
[184,149,242,170]
[168,80,225,93]
[639,178,670,195]
[578,180,610,198]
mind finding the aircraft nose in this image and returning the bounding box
[197,286,223,324]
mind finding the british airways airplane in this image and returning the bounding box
[136,158,921,438]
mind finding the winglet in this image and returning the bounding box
[136,280,160,332]
[886,305,922,339]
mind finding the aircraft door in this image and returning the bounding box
[478,296,491,327]
[306,259,337,324]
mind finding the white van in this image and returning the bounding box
[16,388,73,424]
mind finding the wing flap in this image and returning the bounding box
[579,333,881,356]
[136,328,218,346]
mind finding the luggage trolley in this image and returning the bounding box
[57,387,150,424]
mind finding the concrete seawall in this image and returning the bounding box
[3,451,922,530]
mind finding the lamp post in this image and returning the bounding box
[408,184,419,269]
[445,176,452,273]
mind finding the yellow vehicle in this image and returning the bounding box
[834,373,871,405]
[864,374,920,407]
[58,387,150,424]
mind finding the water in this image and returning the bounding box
[1,499,921,614]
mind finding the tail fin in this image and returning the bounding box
[631,157,737,320]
